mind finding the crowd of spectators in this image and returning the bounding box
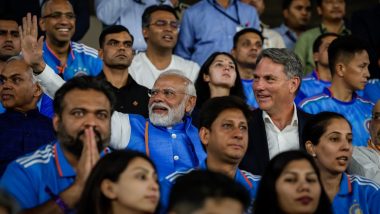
[0,0,379,213]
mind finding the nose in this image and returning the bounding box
[83,114,98,128]
[150,179,159,192]
[297,180,311,192]
[363,67,370,79]
[5,33,12,41]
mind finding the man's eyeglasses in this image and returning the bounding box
[148,20,180,29]
[148,88,188,99]
[42,12,76,20]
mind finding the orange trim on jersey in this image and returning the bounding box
[54,144,64,177]
[144,121,150,157]
[240,170,253,188]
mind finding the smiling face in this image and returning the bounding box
[253,57,299,115]
[200,108,248,165]
[276,159,321,214]
[203,54,237,89]
[307,118,353,175]
[0,20,20,61]
[148,74,196,127]
[317,0,345,21]
[143,10,178,50]
[102,157,160,214]
[39,0,75,45]
[99,31,134,69]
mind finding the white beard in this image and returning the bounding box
[149,99,187,127]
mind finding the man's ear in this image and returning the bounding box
[98,49,104,60]
[185,96,196,113]
[39,18,46,32]
[33,84,43,98]
[52,114,60,132]
[100,179,118,199]
[289,76,301,94]
[335,62,345,77]
[142,27,149,41]
[199,127,210,147]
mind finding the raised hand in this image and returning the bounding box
[19,13,46,73]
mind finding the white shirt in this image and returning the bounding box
[263,104,299,159]
[129,52,200,89]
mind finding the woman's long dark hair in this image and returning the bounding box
[194,52,246,109]
[76,150,158,214]
[254,150,332,214]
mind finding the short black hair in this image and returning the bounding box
[233,28,264,49]
[98,25,134,48]
[312,32,339,53]
[168,170,251,213]
[316,0,345,7]
[53,76,116,117]
[142,5,178,28]
[328,35,369,75]
[199,96,251,130]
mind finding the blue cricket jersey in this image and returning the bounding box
[333,173,380,214]
[300,88,373,146]
[295,70,331,105]
[43,42,103,80]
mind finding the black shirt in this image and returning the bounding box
[97,71,149,118]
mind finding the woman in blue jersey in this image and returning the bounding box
[77,150,159,214]
[254,150,332,214]
[304,111,380,214]
[192,52,246,126]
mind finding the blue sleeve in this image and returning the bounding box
[91,58,103,76]
[0,162,39,209]
[174,9,194,60]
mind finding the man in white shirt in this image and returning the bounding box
[129,5,199,89]
[239,48,312,175]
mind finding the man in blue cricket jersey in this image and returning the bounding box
[300,35,373,146]
[39,0,102,80]
[0,76,115,212]
[160,96,261,213]
[295,32,338,104]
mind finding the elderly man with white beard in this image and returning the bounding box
[21,14,206,206]
[33,64,206,182]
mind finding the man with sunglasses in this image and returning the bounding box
[129,5,200,89]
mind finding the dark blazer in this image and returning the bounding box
[239,108,312,175]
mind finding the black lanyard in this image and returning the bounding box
[208,0,241,26]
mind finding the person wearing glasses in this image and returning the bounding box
[39,0,102,80]
[129,5,200,89]
[22,12,205,209]
[348,100,380,184]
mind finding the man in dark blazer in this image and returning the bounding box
[240,48,312,175]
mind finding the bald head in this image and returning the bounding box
[0,57,42,112]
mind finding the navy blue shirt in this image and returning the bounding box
[0,109,55,176]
